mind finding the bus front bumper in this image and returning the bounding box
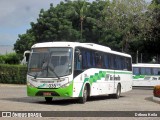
[27,83,73,98]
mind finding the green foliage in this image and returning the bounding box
[0,64,27,84]
[14,31,35,55]
[14,0,160,63]
[0,53,20,64]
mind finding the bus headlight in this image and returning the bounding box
[61,82,71,88]
[60,77,70,88]
[27,81,36,88]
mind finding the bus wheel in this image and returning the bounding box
[110,84,121,99]
[113,84,121,99]
[79,85,88,104]
[45,97,53,103]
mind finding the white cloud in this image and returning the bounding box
[0,0,62,45]
[0,33,17,45]
[0,0,61,28]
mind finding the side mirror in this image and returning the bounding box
[24,51,30,63]
[75,49,80,54]
[78,54,82,62]
[75,48,82,62]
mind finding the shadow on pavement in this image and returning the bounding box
[1,95,125,106]
[145,96,160,104]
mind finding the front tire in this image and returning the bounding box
[45,97,53,103]
[78,86,88,104]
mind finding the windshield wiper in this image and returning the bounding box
[34,72,38,79]
[50,68,60,80]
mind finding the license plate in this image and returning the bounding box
[43,92,51,96]
[48,83,61,88]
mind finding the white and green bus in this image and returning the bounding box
[132,63,160,87]
[26,42,132,103]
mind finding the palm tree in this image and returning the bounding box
[72,0,88,40]
[79,0,88,39]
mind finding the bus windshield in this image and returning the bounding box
[28,47,73,78]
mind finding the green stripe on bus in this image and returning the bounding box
[78,70,132,97]
[133,75,145,79]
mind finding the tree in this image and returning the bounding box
[101,0,150,53]
[0,53,20,64]
[14,0,160,63]
[142,0,160,63]
[31,2,81,42]
[74,0,88,39]
[14,30,35,55]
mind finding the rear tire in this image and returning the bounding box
[45,97,52,102]
[113,84,121,99]
[78,85,88,104]
[109,84,121,99]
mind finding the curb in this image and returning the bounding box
[0,84,26,87]
[152,96,160,104]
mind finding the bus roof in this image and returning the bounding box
[133,63,160,68]
[31,42,131,58]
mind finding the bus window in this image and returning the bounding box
[82,51,87,69]
[133,67,139,75]
[104,54,109,69]
[109,54,115,69]
[86,51,91,68]
[91,52,95,67]
[153,68,160,75]
[126,58,132,71]
[118,57,123,70]
[114,56,118,70]
[74,49,82,70]
[121,57,125,70]
[141,68,145,75]
[158,69,160,75]
[146,68,151,75]
[95,52,102,68]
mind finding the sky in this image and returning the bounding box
[0,0,152,46]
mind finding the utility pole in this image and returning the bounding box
[136,50,138,63]
[141,53,142,63]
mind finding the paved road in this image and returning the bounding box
[0,84,159,119]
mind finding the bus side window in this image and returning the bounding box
[97,55,102,68]
[95,52,102,68]
[91,51,96,67]
[133,67,139,75]
[109,54,114,69]
[121,57,125,70]
[119,57,124,70]
[146,68,151,75]
[140,67,145,75]
[104,54,109,69]
[115,56,122,70]
[114,56,117,70]
[82,51,87,69]
[86,51,91,68]
[126,58,132,71]
[153,68,160,75]
[74,48,82,70]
